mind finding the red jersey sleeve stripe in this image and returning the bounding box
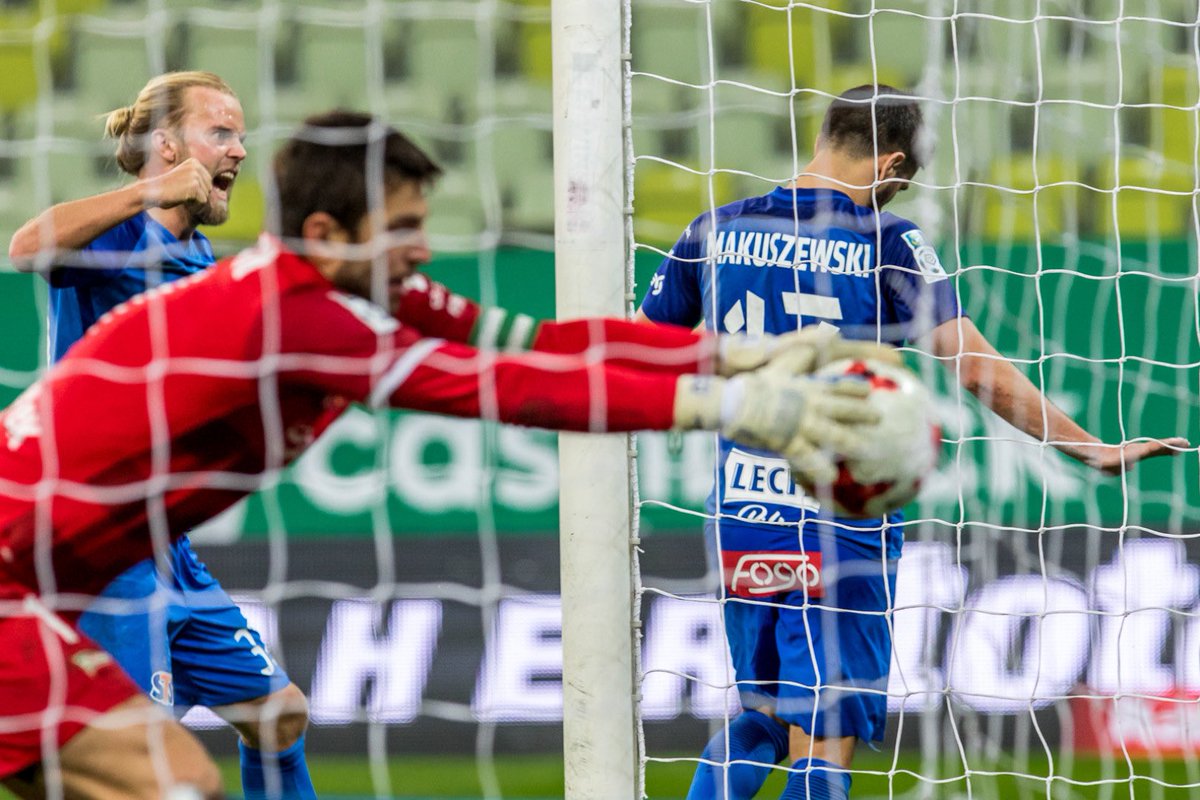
[367,338,446,408]
[506,314,536,351]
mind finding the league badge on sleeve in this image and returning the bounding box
[150,670,175,706]
[901,229,948,284]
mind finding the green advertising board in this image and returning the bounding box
[1,238,1196,540]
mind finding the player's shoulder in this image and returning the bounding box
[220,235,316,285]
[53,213,152,278]
[667,193,775,253]
[876,211,927,252]
[876,212,949,281]
[690,193,775,229]
[878,210,921,236]
[195,235,296,312]
[89,212,151,252]
[715,191,778,222]
[223,235,398,332]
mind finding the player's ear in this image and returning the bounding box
[300,212,346,244]
[299,212,353,269]
[151,129,178,165]
[300,212,355,261]
[878,151,907,182]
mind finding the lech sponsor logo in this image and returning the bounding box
[723,448,818,511]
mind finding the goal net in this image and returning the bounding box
[630,0,1200,798]
[0,0,1196,798]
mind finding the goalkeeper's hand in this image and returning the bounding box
[716,325,901,377]
[672,366,878,486]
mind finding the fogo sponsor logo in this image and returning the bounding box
[721,551,823,598]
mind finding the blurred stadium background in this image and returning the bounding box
[2,0,1200,798]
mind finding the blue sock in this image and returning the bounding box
[239,733,317,800]
[779,757,851,800]
[686,710,789,800]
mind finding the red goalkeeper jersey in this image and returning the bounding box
[0,237,712,601]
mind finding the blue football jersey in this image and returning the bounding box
[47,212,214,362]
[640,187,962,557]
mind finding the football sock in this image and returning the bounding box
[686,710,789,800]
[779,757,852,800]
[240,734,317,800]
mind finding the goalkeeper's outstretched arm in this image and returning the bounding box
[395,276,717,373]
[401,284,892,379]
[278,282,879,488]
[380,337,877,487]
[927,316,1188,473]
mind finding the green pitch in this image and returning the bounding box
[214,752,1200,799]
[0,751,1194,798]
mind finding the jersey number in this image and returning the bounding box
[235,628,277,676]
[723,290,844,336]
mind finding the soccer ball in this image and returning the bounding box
[805,358,941,518]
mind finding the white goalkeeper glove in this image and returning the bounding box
[672,366,878,486]
[716,325,901,377]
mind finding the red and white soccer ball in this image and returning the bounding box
[806,358,941,518]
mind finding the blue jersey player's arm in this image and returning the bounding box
[883,225,1187,474]
[635,220,706,328]
[877,224,962,342]
[928,315,1187,474]
[8,159,213,274]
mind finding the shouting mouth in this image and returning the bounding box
[211,170,237,202]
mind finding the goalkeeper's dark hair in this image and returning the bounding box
[273,110,442,240]
[820,85,927,174]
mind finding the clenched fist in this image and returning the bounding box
[140,158,213,209]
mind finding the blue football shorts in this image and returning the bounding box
[707,519,899,744]
[78,535,289,709]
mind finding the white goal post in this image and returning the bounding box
[552,1,641,798]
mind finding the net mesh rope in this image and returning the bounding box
[1,0,1199,798]
[629,1,1200,798]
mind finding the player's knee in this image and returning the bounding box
[787,732,857,768]
[235,683,310,751]
[271,682,310,749]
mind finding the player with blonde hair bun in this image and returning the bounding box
[8,72,316,800]
[11,70,240,276]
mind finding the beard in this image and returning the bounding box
[189,195,230,226]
